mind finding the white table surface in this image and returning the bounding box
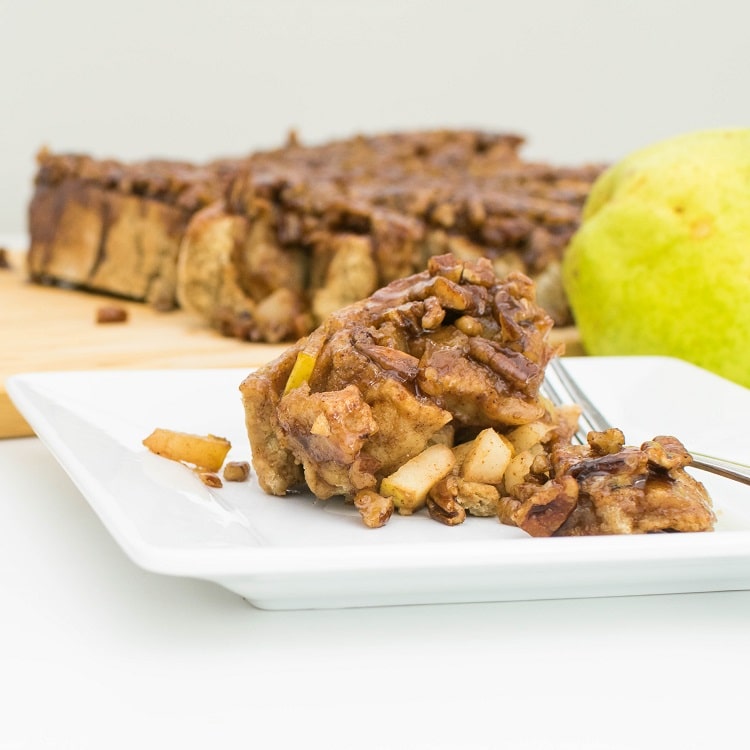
[2,435,749,750]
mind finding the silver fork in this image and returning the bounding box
[543,357,750,486]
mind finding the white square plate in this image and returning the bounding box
[8,356,750,609]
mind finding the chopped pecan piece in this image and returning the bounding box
[498,476,578,536]
[223,461,251,482]
[642,435,693,471]
[354,489,394,528]
[198,471,223,488]
[96,305,129,323]
[427,475,467,526]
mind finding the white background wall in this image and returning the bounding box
[1,0,748,234]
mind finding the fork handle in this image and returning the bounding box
[690,452,750,486]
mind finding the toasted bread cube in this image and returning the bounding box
[428,423,455,447]
[380,444,456,515]
[455,479,500,517]
[460,428,513,485]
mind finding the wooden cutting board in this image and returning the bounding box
[1,252,287,438]
[1,250,583,439]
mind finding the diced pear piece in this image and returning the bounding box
[503,450,536,492]
[451,440,475,470]
[506,421,553,453]
[380,444,456,515]
[283,351,317,394]
[460,428,513,484]
[142,429,231,472]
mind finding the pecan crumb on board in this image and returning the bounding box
[96,305,129,324]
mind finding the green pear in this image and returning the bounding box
[563,129,750,388]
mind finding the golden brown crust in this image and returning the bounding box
[33,147,239,211]
[183,130,602,338]
[27,130,604,329]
